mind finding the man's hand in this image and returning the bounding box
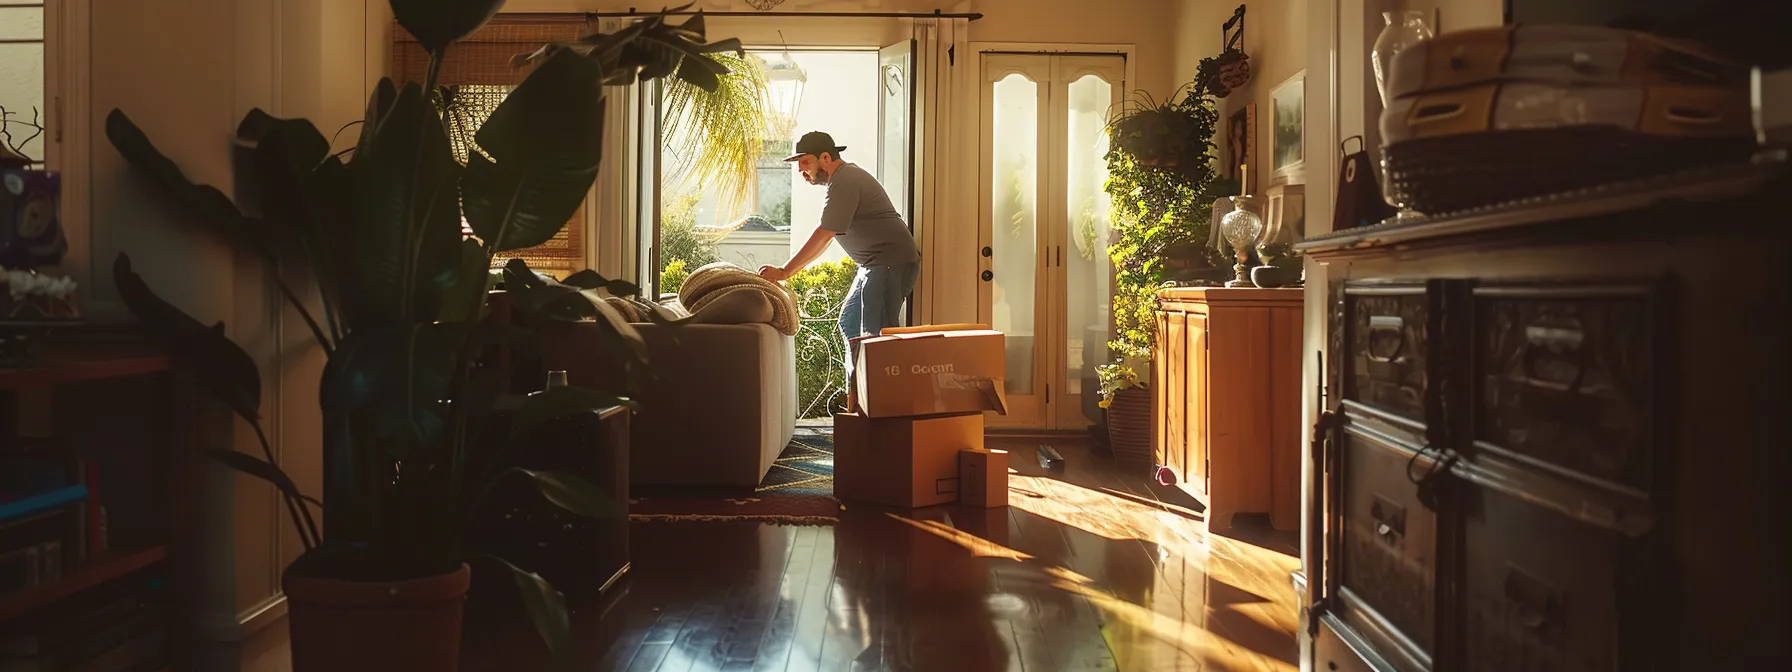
[758,265,792,282]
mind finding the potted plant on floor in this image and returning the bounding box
[104,2,732,670]
[1100,76,1222,470]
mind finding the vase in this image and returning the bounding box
[1372,11,1433,108]
[1105,386,1153,468]
[1372,11,1433,215]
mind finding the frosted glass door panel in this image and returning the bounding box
[1064,73,1115,398]
[990,73,1039,395]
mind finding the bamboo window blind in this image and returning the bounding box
[392,18,595,276]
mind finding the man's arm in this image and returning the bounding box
[760,226,835,281]
[762,177,857,281]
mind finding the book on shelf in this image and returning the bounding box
[0,566,169,670]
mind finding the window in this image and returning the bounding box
[393,19,591,277]
[1,0,49,169]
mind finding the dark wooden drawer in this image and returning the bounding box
[1317,614,1386,672]
[1337,423,1439,667]
[1343,283,1433,427]
[1470,283,1658,493]
[1460,482,1625,672]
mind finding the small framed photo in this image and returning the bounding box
[1270,71,1306,184]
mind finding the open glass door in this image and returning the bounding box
[635,79,663,297]
[878,38,915,326]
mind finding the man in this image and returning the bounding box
[758,130,921,382]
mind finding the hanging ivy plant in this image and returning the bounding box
[1101,79,1221,394]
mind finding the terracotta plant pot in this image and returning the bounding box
[284,563,472,672]
[1105,386,1154,468]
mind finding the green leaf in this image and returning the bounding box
[516,384,637,436]
[478,554,574,669]
[105,110,277,263]
[464,48,605,252]
[519,7,740,93]
[510,468,621,520]
[209,449,323,509]
[113,254,263,423]
[235,109,337,283]
[438,238,496,323]
[321,325,464,451]
[349,82,462,325]
[389,0,505,56]
[359,78,398,150]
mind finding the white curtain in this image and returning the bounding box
[908,16,973,325]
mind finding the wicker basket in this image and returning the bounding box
[1105,386,1153,467]
[1383,127,1757,215]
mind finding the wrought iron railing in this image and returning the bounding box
[792,284,848,419]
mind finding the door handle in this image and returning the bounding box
[981,270,994,282]
[981,245,992,258]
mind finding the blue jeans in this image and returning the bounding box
[840,261,920,382]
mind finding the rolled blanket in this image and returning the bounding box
[677,262,800,336]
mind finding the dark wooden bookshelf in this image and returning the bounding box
[0,544,167,622]
[0,328,201,671]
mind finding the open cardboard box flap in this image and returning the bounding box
[849,328,1008,417]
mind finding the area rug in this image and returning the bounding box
[628,425,839,525]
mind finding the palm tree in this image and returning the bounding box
[661,51,772,217]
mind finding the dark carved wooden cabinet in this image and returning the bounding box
[1297,160,1792,671]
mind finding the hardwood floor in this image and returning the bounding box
[243,436,1302,671]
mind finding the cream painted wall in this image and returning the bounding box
[1173,0,1307,191]
[89,0,388,640]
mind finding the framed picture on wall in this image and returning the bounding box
[1270,71,1306,184]
[1225,103,1257,194]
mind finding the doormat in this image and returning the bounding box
[629,426,839,525]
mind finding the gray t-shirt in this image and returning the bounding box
[818,163,921,266]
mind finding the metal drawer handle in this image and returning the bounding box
[1503,565,1563,634]
[1520,320,1588,391]
[1369,495,1405,544]
[1366,315,1405,363]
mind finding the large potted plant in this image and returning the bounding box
[104,2,735,670]
[1100,80,1221,468]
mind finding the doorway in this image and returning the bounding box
[638,43,916,419]
[979,53,1125,431]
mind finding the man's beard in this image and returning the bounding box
[808,165,833,185]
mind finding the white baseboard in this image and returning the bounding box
[238,594,288,635]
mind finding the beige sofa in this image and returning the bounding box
[534,319,797,489]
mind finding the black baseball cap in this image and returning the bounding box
[782,131,846,161]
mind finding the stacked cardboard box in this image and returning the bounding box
[834,325,1012,508]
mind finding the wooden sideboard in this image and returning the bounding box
[1296,158,1792,671]
[1153,287,1304,531]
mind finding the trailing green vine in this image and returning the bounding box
[1100,81,1221,397]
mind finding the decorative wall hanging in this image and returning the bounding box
[1224,103,1256,193]
[1198,6,1253,98]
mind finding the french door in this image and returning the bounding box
[979,53,1124,430]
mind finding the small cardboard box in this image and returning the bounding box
[834,411,983,508]
[958,449,1009,508]
[852,328,1008,418]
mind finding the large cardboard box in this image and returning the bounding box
[834,412,983,508]
[852,329,1007,418]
